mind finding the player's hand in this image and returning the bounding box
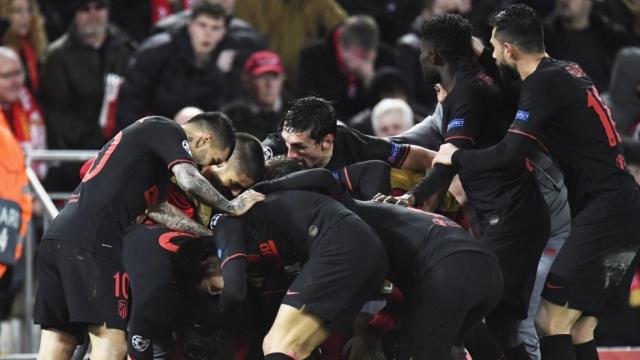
[435,83,448,103]
[343,313,386,360]
[433,143,459,166]
[228,190,265,216]
[471,36,485,57]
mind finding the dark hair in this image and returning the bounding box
[340,15,379,50]
[230,133,265,182]
[186,112,236,157]
[190,1,227,22]
[369,67,412,104]
[282,97,337,143]
[420,14,474,64]
[172,238,219,290]
[491,4,545,54]
[264,156,303,180]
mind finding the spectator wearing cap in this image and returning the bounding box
[116,2,229,130]
[40,0,135,191]
[298,15,396,121]
[221,50,291,140]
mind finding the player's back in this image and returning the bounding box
[45,117,193,258]
[518,58,637,212]
[242,190,362,261]
[350,199,493,288]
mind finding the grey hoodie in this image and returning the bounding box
[604,47,640,136]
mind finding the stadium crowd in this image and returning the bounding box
[1,0,640,359]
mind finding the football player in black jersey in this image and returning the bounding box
[434,5,640,359]
[34,113,264,360]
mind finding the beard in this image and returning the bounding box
[497,62,520,83]
[205,172,234,200]
[421,67,441,85]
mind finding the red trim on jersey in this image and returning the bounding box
[221,253,248,269]
[167,158,196,170]
[587,87,621,147]
[82,131,123,182]
[395,144,411,167]
[508,129,538,141]
[158,231,195,253]
[445,136,476,145]
[342,166,354,193]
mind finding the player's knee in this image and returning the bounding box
[571,316,598,344]
[89,331,127,360]
[534,301,580,336]
[37,329,77,360]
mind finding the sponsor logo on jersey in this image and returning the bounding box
[447,119,465,131]
[132,335,151,352]
[515,110,530,122]
[263,146,274,160]
[182,140,192,156]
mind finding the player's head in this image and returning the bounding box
[280,96,336,169]
[202,133,265,198]
[183,111,236,167]
[172,238,222,295]
[264,155,304,180]
[419,14,474,84]
[490,4,545,79]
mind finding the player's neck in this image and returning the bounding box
[439,65,456,93]
[517,54,546,81]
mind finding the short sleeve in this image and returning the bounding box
[508,72,554,141]
[442,86,484,148]
[143,117,195,169]
[346,129,410,168]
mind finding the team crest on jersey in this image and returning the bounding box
[447,119,465,131]
[132,335,151,352]
[118,299,128,319]
[515,110,530,122]
[182,140,192,156]
[263,146,274,160]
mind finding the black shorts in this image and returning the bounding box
[400,251,503,359]
[481,195,550,319]
[34,239,128,343]
[542,190,640,315]
[282,217,388,332]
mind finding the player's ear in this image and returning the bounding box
[321,133,335,149]
[432,50,445,66]
[504,43,516,60]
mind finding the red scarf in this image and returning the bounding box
[333,27,359,99]
[1,87,47,179]
[19,39,39,91]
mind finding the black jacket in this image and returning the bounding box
[41,24,136,150]
[298,29,396,121]
[116,28,227,130]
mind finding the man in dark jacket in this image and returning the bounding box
[298,15,395,121]
[40,0,136,191]
[116,2,229,130]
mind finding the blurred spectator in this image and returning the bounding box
[348,67,426,135]
[0,47,46,179]
[337,0,423,44]
[234,0,347,88]
[174,106,203,125]
[0,102,32,320]
[151,0,266,96]
[545,0,638,91]
[371,98,414,137]
[41,0,135,191]
[220,50,291,140]
[35,0,74,42]
[298,15,396,121]
[0,0,48,93]
[604,47,640,137]
[116,2,228,130]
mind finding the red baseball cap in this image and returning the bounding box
[243,51,284,76]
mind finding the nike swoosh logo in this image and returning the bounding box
[545,283,563,289]
[286,290,300,296]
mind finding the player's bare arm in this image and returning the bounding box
[172,163,265,215]
[400,145,437,172]
[146,201,213,237]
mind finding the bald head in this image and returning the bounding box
[0,47,25,107]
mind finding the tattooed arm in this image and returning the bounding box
[172,163,264,216]
[147,201,213,237]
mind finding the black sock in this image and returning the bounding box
[264,353,294,360]
[574,340,598,360]
[540,335,575,360]
[465,323,505,360]
[505,343,531,360]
